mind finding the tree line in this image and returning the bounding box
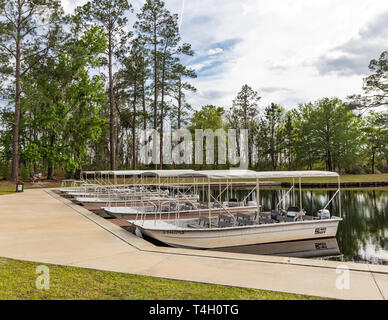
[0,0,387,180]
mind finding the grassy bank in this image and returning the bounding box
[281,173,388,184]
[1,173,387,195]
[0,181,61,195]
[0,257,322,300]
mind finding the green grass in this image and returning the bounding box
[0,257,322,300]
[0,181,61,195]
[283,173,388,184]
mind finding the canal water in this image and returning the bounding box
[195,187,388,265]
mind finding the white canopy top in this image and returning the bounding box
[179,170,258,180]
[253,171,339,179]
[178,170,339,180]
[82,169,339,179]
[82,170,146,176]
[141,170,195,178]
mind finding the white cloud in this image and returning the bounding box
[207,48,223,55]
[63,0,388,110]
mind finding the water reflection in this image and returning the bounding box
[200,188,388,265]
[212,238,341,259]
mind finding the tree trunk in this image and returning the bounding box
[47,134,55,179]
[142,78,146,131]
[371,149,375,174]
[108,31,115,170]
[159,49,167,170]
[327,150,332,171]
[177,77,182,130]
[132,77,137,170]
[271,124,276,170]
[153,23,158,169]
[11,3,22,181]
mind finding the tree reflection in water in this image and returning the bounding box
[202,188,388,264]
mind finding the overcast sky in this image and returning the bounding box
[63,0,388,110]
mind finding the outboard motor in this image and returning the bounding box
[317,209,331,220]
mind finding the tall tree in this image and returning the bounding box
[135,0,190,168]
[170,63,196,130]
[348,51,388,109]
[263,103,284,170]
[76,0,132,171]
[20,25,107,178]
[363,111,388,173]
[157,23,193,168]
[278,111,295,169]
[228,85,261,167]
[135,0,170,136]
[116,39,148,169]
[190,105,226,168]
[0,0,63,181]
[294,98,363,172]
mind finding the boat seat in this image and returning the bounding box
[236,213,254,226]
[259,218,273,224]
[218,221,234,228]
[302,215,314,221]
[218,214,234,228]
[260,212,271,219]
[199,216,217,228]
[228,201,240,208]
[284,217,295,223]
[250,211,259,221]
[187,223,204,229]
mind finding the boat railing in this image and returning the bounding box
[276,185,295,210]
[214,181,233,202]
[322,189,340,211]
[175,189,200,209]
[242,188,256,205]
[135,200,158,226]
[209,193,237,225]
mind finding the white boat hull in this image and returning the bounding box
[132,217,342,249]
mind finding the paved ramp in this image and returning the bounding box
[0,189,387,300]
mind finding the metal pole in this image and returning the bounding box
[226,179,229,203]
[299,177,303,211]
[292,177,295,206]
[208,178,211,228]
[338,175,342,218]
[256,178,260,215]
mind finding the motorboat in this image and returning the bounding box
[130,170,343,249]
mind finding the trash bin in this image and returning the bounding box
[16,181,24,192]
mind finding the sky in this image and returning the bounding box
[62,0,388,110]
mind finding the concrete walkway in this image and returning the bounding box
[0,189,387,300]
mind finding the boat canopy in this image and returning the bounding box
[81,169,339,179]
[179,170,258,180]
[82,170,146,176]
[141,170,195,178]
[253,171,339,179]
[178,170,339,180]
